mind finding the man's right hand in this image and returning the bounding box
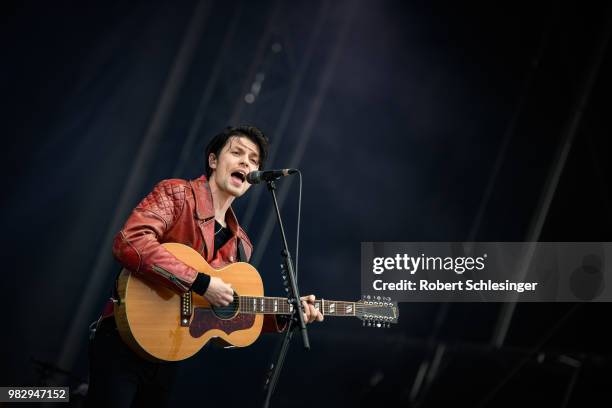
[204,276,234,306]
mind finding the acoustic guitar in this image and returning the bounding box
[114,243,399,361]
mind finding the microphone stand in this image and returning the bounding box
[262,179,310,408]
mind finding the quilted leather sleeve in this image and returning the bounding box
[112,179,199,293]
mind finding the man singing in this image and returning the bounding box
[87,125,323,407]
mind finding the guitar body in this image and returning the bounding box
[114,243,264,362]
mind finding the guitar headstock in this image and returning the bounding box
[357,296,399,328]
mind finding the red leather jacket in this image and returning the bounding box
[103,175,282,332]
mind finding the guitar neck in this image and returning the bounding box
[238,296,357,317]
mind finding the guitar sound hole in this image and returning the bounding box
[211,292,239,319]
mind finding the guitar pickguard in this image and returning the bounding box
[189,308,255,337]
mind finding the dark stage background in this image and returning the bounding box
[2,1,612,406]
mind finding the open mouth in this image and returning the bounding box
[231,171,246,184]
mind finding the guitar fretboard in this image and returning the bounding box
[238,296,358,317]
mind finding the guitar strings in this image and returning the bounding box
[190,295,393,319]
[203,298,389,310]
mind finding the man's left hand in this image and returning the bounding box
[301,294,324,323]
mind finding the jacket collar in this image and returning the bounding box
[190,175,239,236]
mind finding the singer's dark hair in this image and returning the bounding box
[204,125,269,178]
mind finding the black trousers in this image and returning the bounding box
[86,317,179,408]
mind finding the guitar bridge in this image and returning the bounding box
[180,292,192,326]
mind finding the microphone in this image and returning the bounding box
[246,169,298,184]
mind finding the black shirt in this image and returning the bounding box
[190,221,232,295]
[213,220,232,256]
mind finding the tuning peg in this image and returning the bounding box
[376,322,381,328]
